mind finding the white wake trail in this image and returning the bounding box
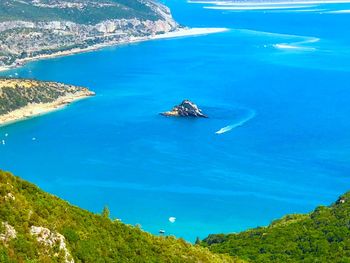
[215,110,255,134]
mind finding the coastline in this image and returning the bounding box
[0,27,227,127]
[0,27,229,73]
[0,90,95,127]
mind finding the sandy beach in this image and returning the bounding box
[0,90,94,127]
[150,27,229,39]
[0,27,228,127]
[0,27,228,73]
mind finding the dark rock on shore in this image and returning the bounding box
[161,100,208,118]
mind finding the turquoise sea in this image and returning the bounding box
[1,0,350,241]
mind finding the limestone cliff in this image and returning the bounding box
[0,0,179,67]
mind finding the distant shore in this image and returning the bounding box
[0,27,227,127]
[0,27,229,73]
[0,90,94,127]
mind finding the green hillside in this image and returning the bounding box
[0,78,93,116]
[0,170,238,263]
[2,169,348,263]
[0,0,178,68]
[201,192,350,262]
[0,0,160,24]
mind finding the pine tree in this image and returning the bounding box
[101,206,110,219]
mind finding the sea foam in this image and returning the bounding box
[188,0,350,6]
[273,36,319,51]
[203,5,315,10]
[328,9,350,13]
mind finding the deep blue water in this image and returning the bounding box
[1,1,350,242]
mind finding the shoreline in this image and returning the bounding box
[0,27,227,128]
[0,27,229,73]
[0,91,95,127]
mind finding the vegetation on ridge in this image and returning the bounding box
[0,78,93,116]
[1,168,349,262]
[0,0,177,67]
[200,192,350,262]
[0,0,160,24]
[0,170,238,262]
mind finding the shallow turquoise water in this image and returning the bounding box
[1,1,350,241]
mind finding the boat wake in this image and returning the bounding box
[215,109,255,134]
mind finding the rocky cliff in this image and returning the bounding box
[0,0,179,68]
[162,100,208,118]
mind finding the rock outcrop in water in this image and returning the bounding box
[161,100,208,118]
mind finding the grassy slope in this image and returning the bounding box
[0,170,240,263]
[201,193,350,262]
[0,0,160,24]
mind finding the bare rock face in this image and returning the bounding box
[0,0,179,68]
[30,226,74,263]
[161,100,208,118]
[4,192,15,201]
[0,222,17,243]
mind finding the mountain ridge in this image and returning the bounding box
[0,0,179,69]
[200,192,350,262]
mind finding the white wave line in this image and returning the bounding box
[188,0,350,6]
[204,4,316,10]
[273,36,320,51]
[233,28,318,40]
[327,9,350,13]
